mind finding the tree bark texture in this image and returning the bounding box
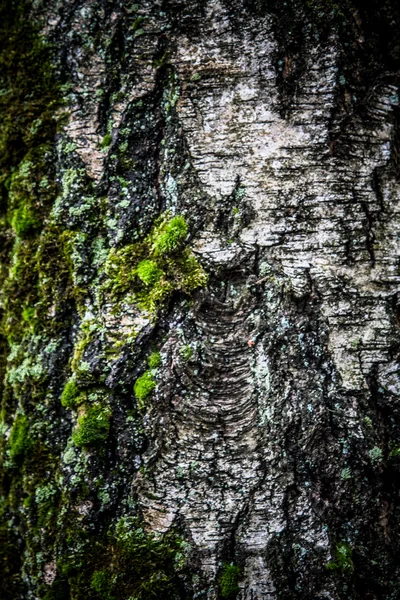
[1,1,400,599]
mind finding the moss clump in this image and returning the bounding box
[22,306,35,323]
[105,213,207,316]
[60,378,80,409]
[179,345,192,361]
[112,517,183,599]
[9,414,31,460]
[100,133,112,148]
[91,569,114,599]
[132,16,145,32]
[152,215,188,255]
[136,259,163,286]
[49,519,185,600]
[11,204,39,238]
[0,0,61,165]
[104,244,139,297]
[72,405,111,448]
[147,350,161,369]
[326,543,354,574]
[134,371,156,410]
[219,563,240,599]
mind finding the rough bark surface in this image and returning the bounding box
[1,1,400,599]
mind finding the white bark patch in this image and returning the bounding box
[173,4,400,394]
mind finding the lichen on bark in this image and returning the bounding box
[1,0,400,599]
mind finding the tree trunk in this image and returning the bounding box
[1,1,400,599]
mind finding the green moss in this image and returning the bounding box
[0,8,201,597]
[364,416,373,428]
[72,405,111,448]
[0,0,67,343]
[152,215,188,255]
[69,318,100,378]
[179,345,192,361]
[49,519,185,600]
[166,248,207,291]
[136,259,163,286]
[219,563,240,598]
[113,517,183,599]
[11,204,39,238]
[134,371,156,410]
[132,16,145,31]
[9,413,31,460]
[104,243,140,297]
[147,350,161,369]
[136,277,174,314]
[1,240,37,342]
[60,378,80,409]
[91,569,114,599]
[104,213,207,316]
[0,1,80,596]
[326,543,354,574]
[22,306,35,323]
[0,0,62,179]
[35,226,80,330]
[100,133,112,148]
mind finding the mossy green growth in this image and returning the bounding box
[179,345,192,361]
[49,518,185,600]
[0,0,66,356]
[100,133,112,148]
[11,204,39,238]
[9,413,31,460]
[326,543,354,574]
[152,215,188,255]
[111,517,184,599]
[147,350,161,369]
[137,259,163,286]
[0,1,78,596]
[132,16,145,31]
[60,378,80,409]
[134,371,156,410]
[91,569,114,599]
[0,0,62,186]
[219,563,240,598]
[105,213,207,316]
[22,306,35,323]
[72,405,111,448]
